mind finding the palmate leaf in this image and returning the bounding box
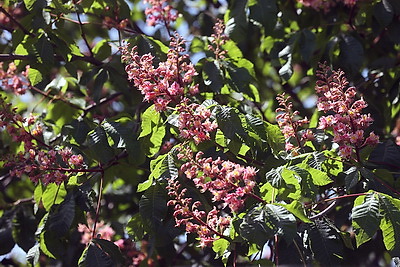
[139,105,166,157]
[239,204,296,247]
[308,219,344,266]
[78,242,113,267]
[352,192,382,247]
[0,210,16,255]
[139,183,167,232]
[137,149,178,192]
[126,213,146,241]
[92,239,125,265]
[378,193,400,256]
[48,193,76,237]
[87,127,115,163]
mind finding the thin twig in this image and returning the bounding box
[0,53,103,66]
[82,92,123,117]
[293,238,307,267]
[0,6,35,37]
[73,1,94,57]
[309,200,337,220]
[92,168,104,239]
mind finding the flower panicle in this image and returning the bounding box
[315,63,379,161]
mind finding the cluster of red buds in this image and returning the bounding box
[166,179,231,248]
[315,64,379,160]
[297,0,357,12]
[208,19,229,60]
[276,93,312,151]
[0,62,30,95]
[0,96,85,184]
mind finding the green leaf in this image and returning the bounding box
[265,166,285,187]
[224,0,248,42]
[137,150,178,192]
[344,167,360,191]
[79,242,113,267]
[239,204,296,246]
[352,192,381,247]
[92,40,111,61]
[26,243,40,266]
[126,213,146,241]
[36,35,54,65]
[374,1,394,27]
[299,29,316,64]
[139,105,166,157]
[0,210,16,255]
[23,0,36,10]
[12,206,36,252]
[42,183,67,211]
[39,230,65,259]
[139,183,167,232]
[265,122,285,155]
[378,193,400,256]
[308,219,344,266]
[87,127,115,163]
[28,68,43,86]
[248,0,277,34]
[70,119,91,145]
[298,162,332,186]
[284,200,312,223]
[48,193,76,237]
[339,34,364,76]
[92,238,124,265]
[202,60,224,92]
[212,238,230,258]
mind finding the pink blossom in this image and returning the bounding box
[315,64,379,161]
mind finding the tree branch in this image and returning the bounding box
[0,53,103,66]
[0,6,35,37]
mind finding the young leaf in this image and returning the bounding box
[308,219,344,266]
[41,183,67,211]
[139,105,166,157]
[92,238,125,265]
[139,183,167,232]
[0,210,16,255]
[28,67,43,86]
[79,242,113,267]
[352,192,381,247]
[87,127,115,163]
[48,193,76,237]
[378,194,400,256]
[26,243,40,266]
[126,213,146,241]
[239,204,296,246]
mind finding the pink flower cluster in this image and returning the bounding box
[144,0,178,27]
[1,97,84,184]
[315,64,379,160]
[180,151,257,213]
[6,147,84,185]
[208,19,228,60]
[167,179,231,248]
[276,93,312,151]
[0,62,30,95]
[297,0,357,12]
[121,34,198,112]
[78,217,115,244]
[177,99,218,144]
